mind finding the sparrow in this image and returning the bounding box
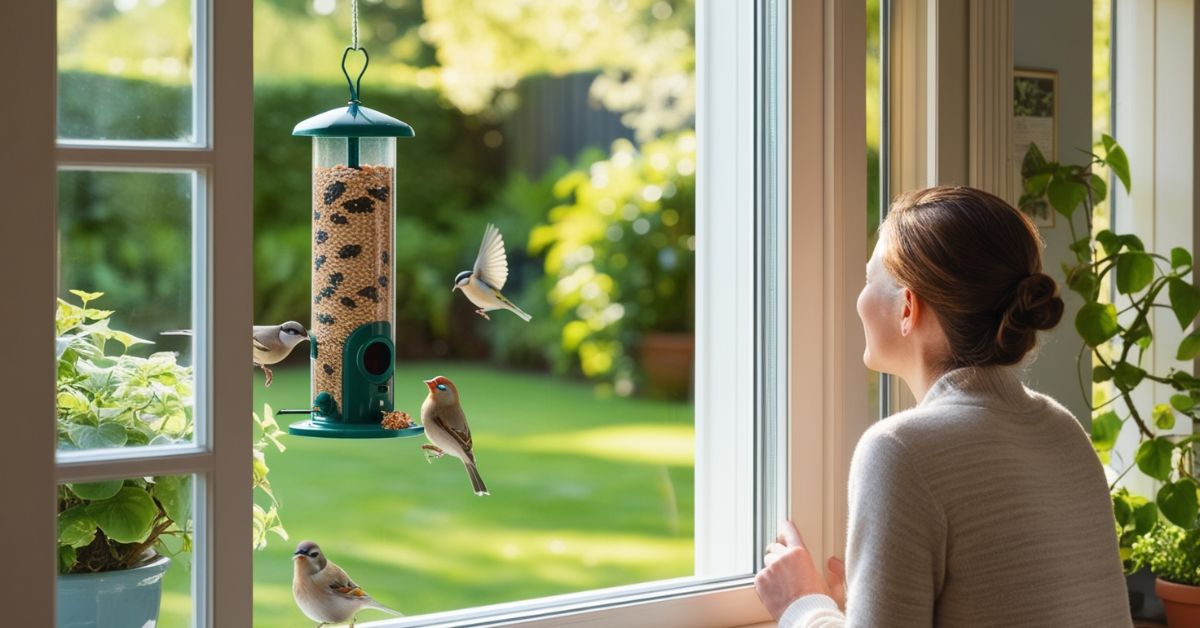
[292,540,402,627]
[453,223,532,321]
[162,321,310,388]
[420,376,489,496]
[252,321,310,387]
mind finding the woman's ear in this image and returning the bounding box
[899,287,917,337]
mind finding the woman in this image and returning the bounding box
[755,187,1132,627]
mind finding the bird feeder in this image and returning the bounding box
[285,47,422,439]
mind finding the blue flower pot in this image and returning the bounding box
[57,555,171,628]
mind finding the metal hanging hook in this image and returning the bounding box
[341,46,369,104]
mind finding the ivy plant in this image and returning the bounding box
[1020,136,1200,567]
[56,291,287,573]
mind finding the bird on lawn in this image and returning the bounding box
[253,321,310,388]
[420,376,489,496]
[162,321,310,388]
[292,540,402,627]
[453,223,532,321]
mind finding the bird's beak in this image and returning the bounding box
[293,552,306,560]
[424,379,437,392]
[451,284,458,292]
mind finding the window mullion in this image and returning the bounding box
[55,448,215,483]
[1,0,56,623]
[205,0,254,622]
[56,145,217,169]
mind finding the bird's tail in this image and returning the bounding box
[465,462,489,496]
[507,303,532,322]
[366,601,404,617]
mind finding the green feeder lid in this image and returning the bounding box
[292,102,415,138]
[293,46,415,138]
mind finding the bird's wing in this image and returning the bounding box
[324,563,370,600]
[472,223,509,291]
[252,325,279,351]
[431,410,474,456]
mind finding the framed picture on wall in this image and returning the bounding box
[1014,68,1058,228]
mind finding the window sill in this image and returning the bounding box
[357,577,771,627]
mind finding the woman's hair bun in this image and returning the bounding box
[1002,273,1064,333]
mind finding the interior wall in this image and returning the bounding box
[1012,0,1093,426]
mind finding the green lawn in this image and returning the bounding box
[226,362,694,626]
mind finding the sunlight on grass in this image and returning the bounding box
[503,424,694,467]
[251,363,695,627]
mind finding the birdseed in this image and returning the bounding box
[311,164,394,409]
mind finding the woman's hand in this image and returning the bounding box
[754,521,846,620]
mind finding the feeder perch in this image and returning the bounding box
[286,46,422,439]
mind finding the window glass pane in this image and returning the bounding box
[56,474,194,627]
[57,0,195,142]
[253,0,698,622]
[57,170,195,451]
[867,0,884,420]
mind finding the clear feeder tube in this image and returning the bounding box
[310,136,396,421]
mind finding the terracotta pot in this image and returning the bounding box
[638,332,694,399]
[1156,577,1200,628]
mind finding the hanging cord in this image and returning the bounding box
[341,0,368,103]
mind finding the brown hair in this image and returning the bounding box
[882,186,1064,368]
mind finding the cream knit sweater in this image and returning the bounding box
[781,367,1132,628]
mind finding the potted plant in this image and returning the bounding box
[1020,137,1200,624]
[1131,524,1200,625]
[56,290,193,627]
[56,291,289,627]
[530,132,696,398]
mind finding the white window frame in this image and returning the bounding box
[1,0,253,625]
[1109,0,1196,496]
[1,0,871,625]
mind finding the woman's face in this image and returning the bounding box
[857,236,905,374]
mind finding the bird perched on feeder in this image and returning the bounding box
[253,321,311,388]
[292,540,402,627]
[420,376,489,496]
[163,321,311,388]
[453,223,532,321]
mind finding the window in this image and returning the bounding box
[4,0,874,625]
[6,0,254,624]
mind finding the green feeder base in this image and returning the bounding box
[287,418,424,439]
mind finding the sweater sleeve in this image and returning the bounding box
[840,428,946,627]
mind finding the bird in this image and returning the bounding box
[291,540,402,627]
[252,321,310,388]
[420,376,489,496]
[453,223,532,321]
[162,321,310,388]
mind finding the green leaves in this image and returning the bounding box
[1102,134,1132,194]
[1152,403,1176,430]
[1170,393,1195,413]
[1076,302,1120,347]
[1178,331,1200,361]
[153,475,191,528]
[1172,248,1193,272]
[1116,252,1154,294]
[1090,411,1122,455]
[67,480,124,501]
[1169,278,1200,329]
[67,423,127,450]
[1113,362,1147,392]
[55,292,198,572]
[85,487,158,543]
[58,506,98,549]
[1135,438,1175,482]
[1047,176,1088,218]
[1158,478,1200,529]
